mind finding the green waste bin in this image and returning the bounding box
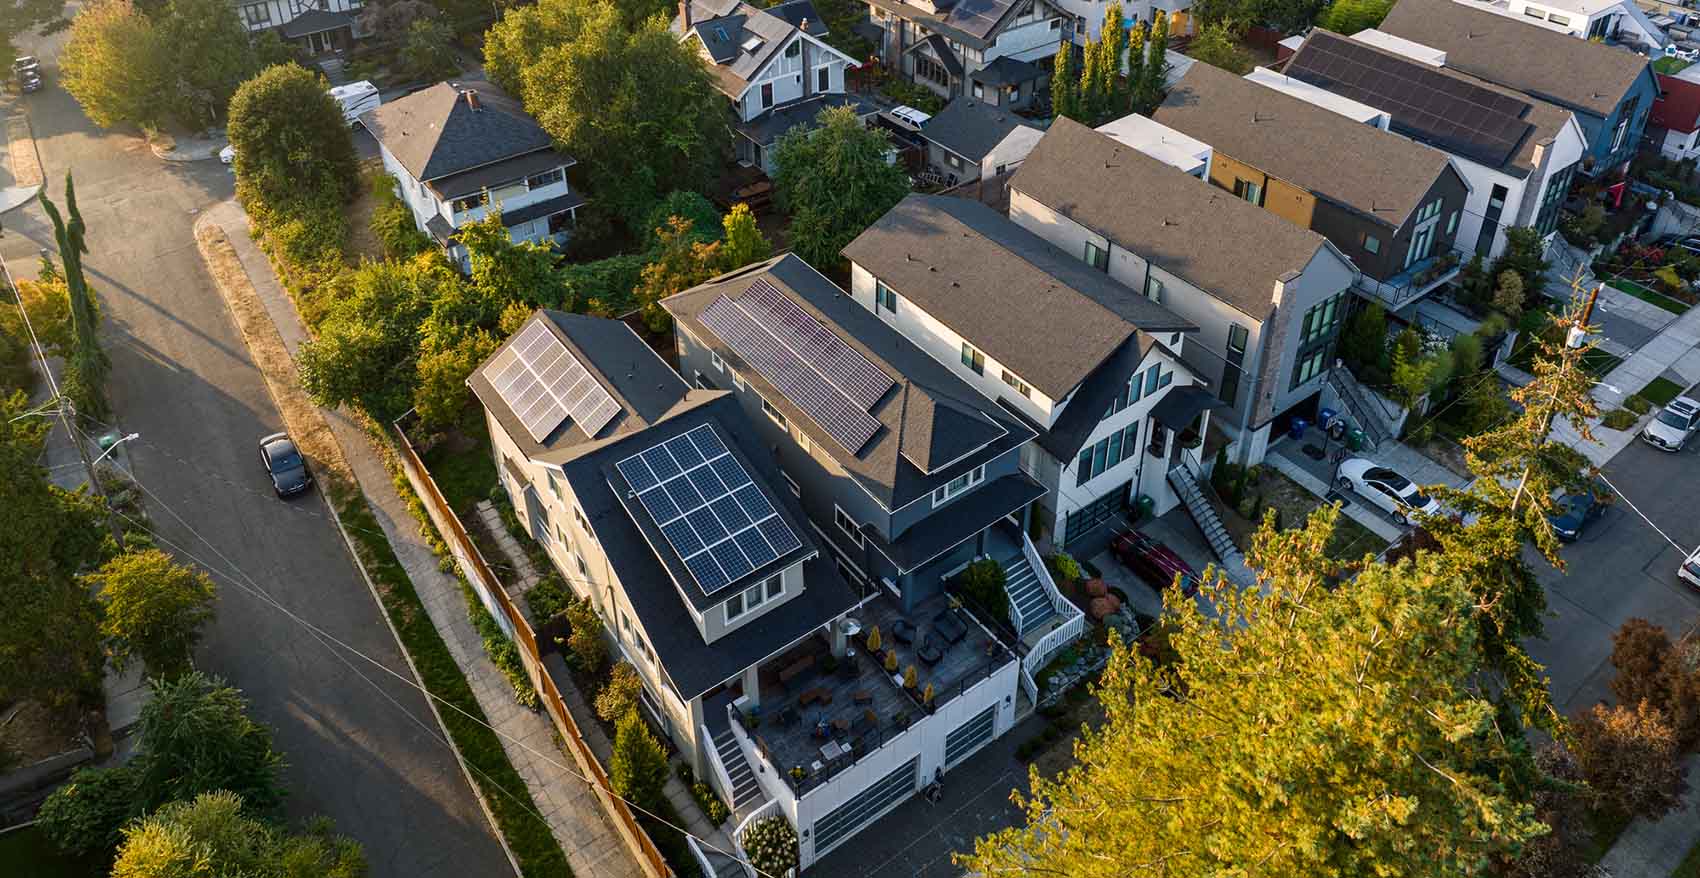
[1346,428,1367,452]
[1134,494,1156,521]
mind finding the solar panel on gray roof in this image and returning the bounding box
[614,423,802,595]
[491,322,624,441]
[698,281,890,453]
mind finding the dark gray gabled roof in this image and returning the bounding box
[1153,61,1458,230]
[467,311,689,463]
[664,254,1036,509]
[1003,333,1163,461]
[864,0,1024,50]
[908,34,964,78]
[1009,118,1337,319]
[361,82,560,183]
[970,55,1043,86]
[841,194,1194,400]
[1379,0,1652,119]
[733,93,879,147]
[561,391,859,701]
[673,0,834,97]
[279,8,351,38]
[922,98,1038,162]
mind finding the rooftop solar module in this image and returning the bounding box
[698,279,893,453]
[487,321,622,442]
[1287,32,1535,169]
[615,423,803,595]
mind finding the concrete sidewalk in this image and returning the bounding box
[199,201,643,878]
[1550,302,1700,467]
[1596,754,1700,877]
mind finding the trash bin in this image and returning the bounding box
[1346,428,1367,452]
[1134,494,1155,521]
[1288,417,1310,440]
[1318,407,1338,430]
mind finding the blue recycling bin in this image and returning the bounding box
[1288,417,1310,440]
[1318,407,1338,430]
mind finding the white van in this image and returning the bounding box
[887,105,931,132]
[331,80,381,127]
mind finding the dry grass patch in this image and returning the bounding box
[8,114,41,188]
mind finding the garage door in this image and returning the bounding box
[1064,480,1131,546]
[944,705,997,767]
[812,757,918,856]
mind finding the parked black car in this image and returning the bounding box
[260,432,312,497]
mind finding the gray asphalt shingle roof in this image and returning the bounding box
[1153,61,1458,229]
[362,82,560,182]
[1378,0,1652,119]
[664,254,1035,508]
[865,0,1020,50]
[1009,118,1336,319]
[841,193,1193,400]
[673,0,830,97]
[922,98,1037,162]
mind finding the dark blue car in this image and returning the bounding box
[1547,488,1608,542]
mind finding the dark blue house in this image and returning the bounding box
[1379,0,1658,176]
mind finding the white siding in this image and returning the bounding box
[980,125,1045,176]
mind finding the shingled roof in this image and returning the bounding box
[1378,0,1652,119]
[672,0,835,97]
[361,82,559,183]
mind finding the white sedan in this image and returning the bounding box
[1642,396,1700,452]
[1682,546,1700,590]
[1335,458,1441,525]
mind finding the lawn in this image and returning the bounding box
[0,825,103,878]
[419,421,499,517]
[1582,347,1622,379]
[1640,376,1687,406]
[1656,56,1693,75]
[1608,277,1693,315]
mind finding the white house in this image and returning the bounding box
[362,83,585,272]
[1279,30,1587,260]
[919,98,1043,183]
[235,0,369,57]
[673,0,877,175]
[1494,0,1668,49]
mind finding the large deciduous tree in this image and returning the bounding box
[296,254,455,419]
[156,0,263,129]
[88,548,217,678]
[958,508,1544,878]
[227,63,361,221]
[634,216,723,331]
[110,791,366,878]
[772,106,909,272]
[1184,20,1254,75]
[60,0,168,129]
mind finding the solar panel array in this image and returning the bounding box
[615,424,803,595]
[699,278,895,453]
[486,321,622,442]
[1286,33,1534,168]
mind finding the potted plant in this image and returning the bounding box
[884,650,898,673]
[903,664,918,690]
[922,682,935,711]
[789,765,806,782]
[866,625,881,653]
[894,710,911,730]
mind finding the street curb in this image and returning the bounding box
[150,135,226,162]
[190,217,525,878]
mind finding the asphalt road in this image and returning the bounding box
[5,31,510,878]
[1528,433,1700,714]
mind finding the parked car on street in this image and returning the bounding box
[260,432,312,497]
[1110,529,1200,597]
[1546,484,1610,541]
[1681,546,1700,590]
[14,56,40,92]
[1642,396,1700,452]
[1335,458,1441,525]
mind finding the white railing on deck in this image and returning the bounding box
[701,721,738,811]
[1019,665,1039,708]
[1020,529,1086,687]
[732,799,785,878]
[687,836,719,878]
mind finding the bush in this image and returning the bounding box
[959,559,1009,625]
[595,661,643,723]
[1046,552,1082,583]
[742,815,799,878]
[564,597,607,672]
[36,764,143,857]
[1601,408,1639,430]
[561,253,648,316]
[609,711,669,811]
[369,175,432,260]
[1570,701,1689,819]
[690,781,730,825]
[471,600,539,709]
[1625,394,1653,415]
[524,575,572,622]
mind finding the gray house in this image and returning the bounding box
[1007,119,1358,467]
[920,98,1044,184]
[867,0,1067,102]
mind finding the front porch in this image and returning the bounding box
[1354,248,1464,309]
[280,10,356,57]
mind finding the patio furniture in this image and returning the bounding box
[799,687,832,707]
[851,709,875,735]
[933,608,968,644]
[917,632,944,666]
[891,618,917,644]
[852,690,873,705]
[821,740,845,761]
[833,717,850,734]
[778,654,815,687]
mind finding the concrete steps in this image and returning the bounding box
[1001,553,1054,635]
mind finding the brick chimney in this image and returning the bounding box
[681,0,692,29]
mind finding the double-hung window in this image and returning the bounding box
[1001,369,1031,398]
[875,279,898,314]
[932,464,985,506]
[960,342,985,375]
[834,505,864,546]
[1084,241,1109,272]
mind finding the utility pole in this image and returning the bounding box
[59,394,125,550]
[1508,274,1598,516]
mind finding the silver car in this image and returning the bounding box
[1642,396,1700,452]
[1335,458,1442,525]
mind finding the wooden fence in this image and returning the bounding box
[391,421,674,878]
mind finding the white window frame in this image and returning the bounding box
[725,591,746,623]
[1001,369,1031,398]
[932,463,986,507]
[834,504,864,547]
[960,342,985,375]
[795,427,811,453]
[732,370,747,393]
[875,279,897,314]
[761,395,788,428]
[765,574,783,601]
[782,470,801,497]
[711,351,725,372]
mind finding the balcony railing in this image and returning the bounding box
[1355,248,1464,309]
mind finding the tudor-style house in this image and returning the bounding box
[236,0,368,57]
[362,83,585,272]
[1153,62,1472,313]
[472,309,1034,872]
[1007,119,1359,467]
[1376,0,1659,177]
[673,0,876,175]
[1273,29,1587,262]
[867,0,1064,103]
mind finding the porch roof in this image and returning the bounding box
[861,472,1046,573]
[280,8,352,38]
[734,93,880,146]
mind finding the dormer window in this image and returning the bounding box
[932,464,986,506]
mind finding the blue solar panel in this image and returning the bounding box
[613,423,804,595]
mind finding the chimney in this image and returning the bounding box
[681,0,692,29]
[464,89,481,111]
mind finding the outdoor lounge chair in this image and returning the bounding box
[932,609,968,644]
[917,632,944,665]
[891,618,917,644]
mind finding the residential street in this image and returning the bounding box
[3,28,509,878]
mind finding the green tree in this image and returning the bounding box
[1317,0,1393,33]
[1051,41,1078,119]
[1078,32,1105,121]
[1131,10,1170,115]
[1338,300,1388,379]
[0,0,67,60]
[40,174,110,424]
[1391,332,1439,415]
[228,64,361,219]
[1493,270,1526,320]
[958,508,1543,877]
[414,328,499,430]
[1100,5,1126,112]
[89,548,216,678]
[0,391,107,715]
[59,0,167,130]
[133,673,287,814]
[772,106,909,272]
[499,1,728,225]
[155,0,263,129]
[458,209,571,310]
[110,791,366,878]
[720,202,771,270]
[1185,20,1253,75]
[296,255,455,418]
[1492,226,1549,299]
[640,189,722,250]
[595,660,642,722]
[35,763,143,858]
[399,16,458,81]
[634,216,723,331]
[609,710,668,809]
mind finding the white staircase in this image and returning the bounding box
[1002,552,1054,635]
[710,721,765,815]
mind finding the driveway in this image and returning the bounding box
[5,33,508,878]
